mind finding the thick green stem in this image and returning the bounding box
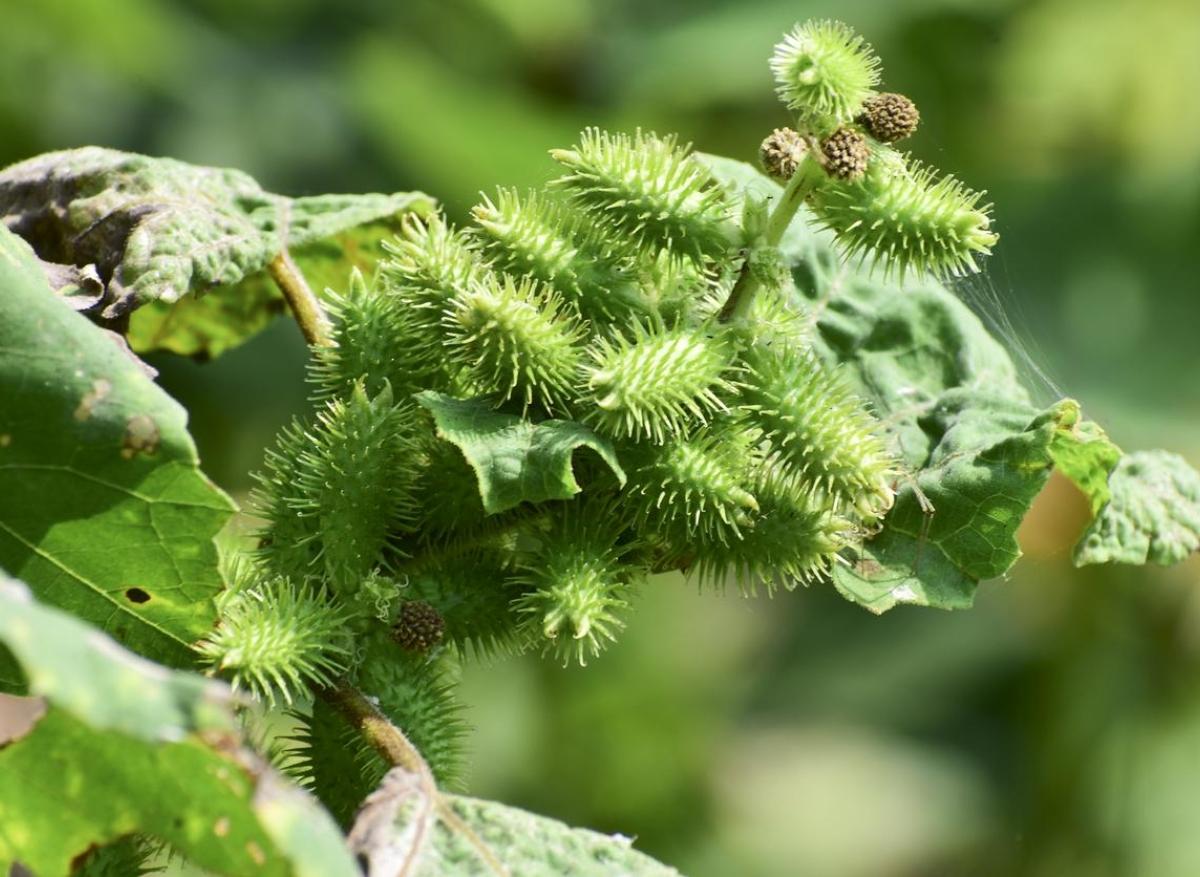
[718,157,822,323]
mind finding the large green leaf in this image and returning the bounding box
[415,392,626,515]
[0,147,434,358]
[350,767,680,876]
[701,157,1148,611]
[0,225,233,674]
[1075,450,1200,566]
[831,397,1075,613]
[0,576,359,877]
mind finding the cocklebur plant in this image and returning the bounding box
[5,16,1195,875]
[190,17,1002,818]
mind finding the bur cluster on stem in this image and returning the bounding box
[198,18,999,815]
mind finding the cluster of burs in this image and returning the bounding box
[200,20,996,811]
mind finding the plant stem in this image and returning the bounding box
[717,157,822,323]
[269,251,332,347]
[318,680,428,775]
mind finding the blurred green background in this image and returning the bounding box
[3,0,1198,873]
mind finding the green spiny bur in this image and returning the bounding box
[690,476,851,593]
[514,503,640,666]
[402,551,527,658]
[297,696,372,829]
[640,250,720,325]
[472,188,586,285]
[198,571,352,707]
[551,128,734,263]
[585,322,736,443]
[380,212,482,361]
[771,20,882,131]
[72,837,157,877]
[741,344,896,519]
[471,187,642,322]
[445,273,585,413]
[226,21,1015,820]
[298,630,467,827]
[621,427,759,549]
[354,630,467,784]
[253,418,324,581]
[311,268,448,400]
[808,148,997,279]
[293,383,420,594]
[381,212,480,307]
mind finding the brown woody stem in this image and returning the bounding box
[268,251,332,347]
[317,681,427,775]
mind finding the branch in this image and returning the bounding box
[718,156,822,323]
[317,680,428,775]
[322,680,510,876]
[269,250,332,347]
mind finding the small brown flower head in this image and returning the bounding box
[859,93,920,143]
[392,600,445,653]
[821,127,870,181]
[759,127,807,181]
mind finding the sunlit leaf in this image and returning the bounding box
[0,225,232,676]
[0,576,358,877]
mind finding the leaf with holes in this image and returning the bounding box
[416,392,626,515]
[0,225,233,681]
[0,576,358,877]
[0,147,434,358]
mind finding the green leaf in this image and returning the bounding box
[0,576,359,877]
[831,397,1073,613]
[415,392,625,515]
[696,152,783,206]
[350,768,680,876]
[1074,451,1200,566]
[0,225,233,675]
[702,156,1134,611]
[0,147,434,358]
[1046,401,1123,515]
